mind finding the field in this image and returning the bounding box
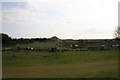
[2,50,118,78]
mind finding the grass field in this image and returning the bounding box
[2,50,118,78]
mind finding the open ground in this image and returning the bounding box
[2,50,118,78]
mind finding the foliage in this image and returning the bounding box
[1,33,119,51]
[2,33,12,47]
[115,26,120,39]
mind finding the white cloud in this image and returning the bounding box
[2,0,62,24]
[2,0,119,39]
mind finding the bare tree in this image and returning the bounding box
[115,26,120,39]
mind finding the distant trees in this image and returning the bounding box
[114,26,120,49]
[1,33,61,48]
[2,33,12,47]
[50,36,60,48]
[115,26,120,39]
[51,36,59,42]
[2,33,119,51]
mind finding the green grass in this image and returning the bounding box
[2,50,118,78]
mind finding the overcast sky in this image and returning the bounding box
[1,0,119,39]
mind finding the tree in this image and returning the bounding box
[51,36,60,46]
[2,33,12,47]
[51,36,59,42]
[115,26,120,50]
[115,26,120,39]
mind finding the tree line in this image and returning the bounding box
[1,26,120,50]
[1,33,59,47]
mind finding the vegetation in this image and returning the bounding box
[1,33,119,52]
[2,50,118,78]
[115,26,120,39]
[1,33,119,78]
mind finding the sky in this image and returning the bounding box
[1,0,119,39]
